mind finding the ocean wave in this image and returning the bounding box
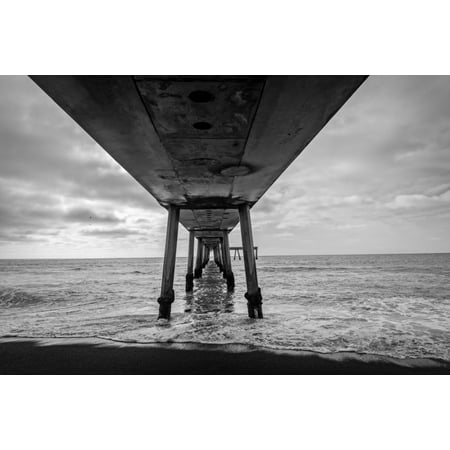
[261,266,351,273]
[0,288,44,308]
[1,255,448,361]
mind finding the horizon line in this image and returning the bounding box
[0,251,449,260]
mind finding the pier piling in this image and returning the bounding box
[157,205,180,320]
[185,230,195,291]
[216,244,222,271]
[202,244,209,268]
[194,238,203,279]
[217,241,224,273]
[222,232,235,290]
[239,204,263,318]
[221,240,227,279]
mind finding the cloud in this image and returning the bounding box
[386,190,450,210]
[80,227,146,238]
[250,76,450,254]
[1,75,450,257]
[63,207,120,224]
[0,76,168,257]
[0,77,162,210]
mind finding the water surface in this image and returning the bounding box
[0,254,449,359]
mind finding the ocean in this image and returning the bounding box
[0,254,449,360]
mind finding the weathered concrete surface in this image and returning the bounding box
[239,204,263,318]
[30,76,367,233]
[185,230,195,291]
[157,205,179,319]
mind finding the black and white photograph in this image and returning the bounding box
[0,2,448,449]
[1,74,449,375]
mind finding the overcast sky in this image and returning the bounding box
[0,76,449,258]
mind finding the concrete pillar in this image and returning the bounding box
[216,241,223,273]
[185,230,195,291]
[215,246,220,268]
[220,240,227,278]
[239,204,263,319]
[222,231,235,290]
[202,245,209,267]
[219,239,226,278]
[216,242,223,272]
[157,205,180,320]
[194,238,203,278]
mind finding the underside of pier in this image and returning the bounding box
[31,75,367,319]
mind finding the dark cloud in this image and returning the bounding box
[63,207,120,224]
[0,76,160,210]
[0,76,168,257]
[0,179,123,231]
[80,227,147,238]
[0,230,53,243]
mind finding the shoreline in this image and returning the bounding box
[1,337,449,374]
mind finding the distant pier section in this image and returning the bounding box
[230,246,258,260]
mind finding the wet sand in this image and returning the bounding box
[0,337,449,374]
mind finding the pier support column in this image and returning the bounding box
[217,241,224,273]
[222,232,235,290]
[220,239,227,278]
[213,246,219,266]
[158,205,180,320]
[239,204,263,318]
[185,230,195,292]
[202,245,209,268]
[194,238,203,279]
[215,246,221,270]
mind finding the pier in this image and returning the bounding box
[31,75,367,319]
[230,246,258,260]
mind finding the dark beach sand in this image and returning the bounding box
[1,338,449,374]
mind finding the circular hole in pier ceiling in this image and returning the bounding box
[188,90,215,103]
[220,165,251,176]
[193,121,212,130]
